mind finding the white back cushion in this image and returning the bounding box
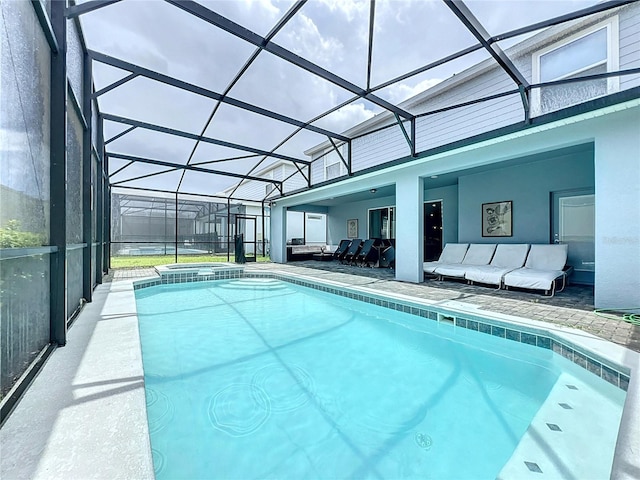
[461,244,497,265]
[525,244,568,270]
[490,244,530,268]
[438,243,469,264]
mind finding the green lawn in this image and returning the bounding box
[110,254,271,268]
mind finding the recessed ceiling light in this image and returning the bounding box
[430,175,438,179]
[370,188,377,193]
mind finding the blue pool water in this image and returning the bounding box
[134,278,614,479]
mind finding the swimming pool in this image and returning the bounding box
[135,277,626,479]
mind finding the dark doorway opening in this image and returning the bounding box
[424,201,443,262]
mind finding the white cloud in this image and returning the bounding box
[383,78,443,104]
[285,13,344,65]
[315,0,369,23]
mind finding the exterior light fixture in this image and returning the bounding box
[370,188,377,193]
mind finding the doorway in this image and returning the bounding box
[551,188,595,285]
[423,200,443,262]
[235,215,257,262]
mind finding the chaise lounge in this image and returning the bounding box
[503,244,570,296]
[341,239,362,264]
[354,239,378,267]
[434,243,497,281]
[423,243,469,275]
[332,239,352,260]
[464,244,530,288]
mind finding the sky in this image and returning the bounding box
[76,0,600,198]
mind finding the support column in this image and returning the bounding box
[49,0,67,345]
[95,115,104,283]
[82,52,93,301]
[269,203,286,263]
[594,109,640,309]
[394,171,424,283]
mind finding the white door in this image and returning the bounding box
[552,189,595,285]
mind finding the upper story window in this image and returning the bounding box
[323,147,347,181]
[532,17,619,116]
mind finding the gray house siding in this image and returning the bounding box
[305,4,638,175]
[620,8,640,91]
[416,94,523,152]
[351,122,411,173]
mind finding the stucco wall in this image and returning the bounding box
[458,148,595,244]
[326,195,395,244]
[593,113,640,309]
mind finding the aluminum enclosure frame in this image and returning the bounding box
[66,0,636,206]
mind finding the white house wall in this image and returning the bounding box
[593,111,640,310]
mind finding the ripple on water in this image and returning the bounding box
[151,448,165,475]
[207,383,271,437]
[251,363,315,413]
[146,388,174,434]
[463,373,503,391]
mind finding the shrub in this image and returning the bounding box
[0,220,45,248]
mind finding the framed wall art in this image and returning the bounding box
[482,201,512,237]
[347,218,358,238]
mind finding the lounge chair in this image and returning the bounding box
[354,239,378,267]
[423,243,469,275]
[341,239,362,264]
[332,239,351,260]
[434,244,497,280]
[464,244,530,288]
[503,244,569,296]
[379,244,395,268]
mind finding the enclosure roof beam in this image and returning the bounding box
[102,113,311,165]
[88,50,350,142]
[65,0,122,18]
[366,1,376,91]
[107,152,284,185]
[92,73,138,98]
[176,0,308,193]
[112,184,267,204]
[164,0,414,120]
[444,0,529,89]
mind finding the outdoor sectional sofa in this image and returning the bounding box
[423,243,570,296]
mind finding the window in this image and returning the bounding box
[532,17,619,116]
[265,183,275,197]
[368,206,395,239]
[323,147,347,181]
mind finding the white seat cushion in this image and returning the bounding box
[503,268,565,291]
[524,244,568,270]
[459,244,497,265]
[434,244,496,278]
[434,264,469,278]
[464,266,517,286]
[464,244,529,286]
[423,243,469,273]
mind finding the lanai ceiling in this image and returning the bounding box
[72,0,631,202]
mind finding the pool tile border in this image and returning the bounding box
[133,270,630,391]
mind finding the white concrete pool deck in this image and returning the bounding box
[1,266,639,479]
